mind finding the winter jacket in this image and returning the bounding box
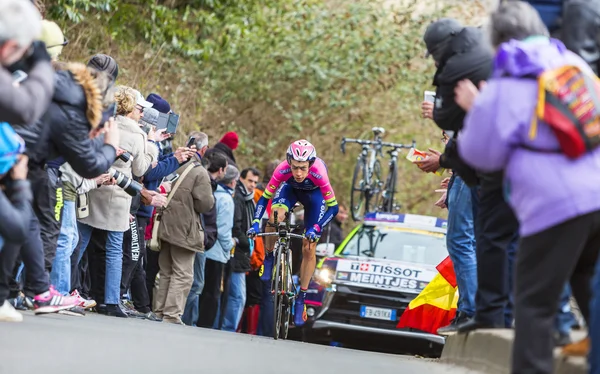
[201,175,219,251]
[458,37,600,237]
[136,150,181,219]
[232,182,256,273]
[205,183,236,264]
[205,142,237,168]
[79,115,158,232]
[14,64,116,179]
[0,60,54,126]
[0,180,33,245]
[158,153,215,252]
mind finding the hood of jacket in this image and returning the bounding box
[53,63,103,129]
[458,37,600,236]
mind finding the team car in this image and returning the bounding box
[299,212,449,353]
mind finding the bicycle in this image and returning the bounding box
[380,142,415,212]
[257,210,305,340]
[341,127,416,220]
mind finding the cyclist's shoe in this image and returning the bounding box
[33,286,80,315]
[294,290,308,327]
[260,252,274,282]
[305,224,321,242]
[247,220,260,237]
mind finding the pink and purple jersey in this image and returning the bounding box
[262,158,337,207]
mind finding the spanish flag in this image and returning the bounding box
[396,256,458,334]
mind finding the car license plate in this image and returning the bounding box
[359,305,396,321]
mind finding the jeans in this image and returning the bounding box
[78,223,124,305]
[590,257,600,374]
[50,201,78,295]
[555,285,575,335]
[222,272,247,332]
[446,175,477,317]
[182,251,206,326]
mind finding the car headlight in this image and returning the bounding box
[316,267,334,286]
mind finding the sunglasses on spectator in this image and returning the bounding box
[46,38,69,49]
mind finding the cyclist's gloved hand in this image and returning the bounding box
[305,224,321,242]
[247,221,260,238]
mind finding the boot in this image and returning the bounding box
[561,336,590,357]
[247,304,260,335]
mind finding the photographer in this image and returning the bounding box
[77,86,158,317]
[0,0,54,126]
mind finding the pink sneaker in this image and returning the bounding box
[70,290,97,310]
[33,286,80,315]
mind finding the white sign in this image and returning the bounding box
[334,259,436,294]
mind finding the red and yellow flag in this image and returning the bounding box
[396,255,458,334]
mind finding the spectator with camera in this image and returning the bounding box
[153,132,214,325]
[0,0,54,127]
[77,86,158,317]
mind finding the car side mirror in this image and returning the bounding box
[316,243,335,258]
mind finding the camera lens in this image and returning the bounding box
[118,152,132,163]
[108,168,141,197]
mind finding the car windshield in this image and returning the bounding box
[341,225,448,266]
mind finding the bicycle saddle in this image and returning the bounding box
[372,127,385,137]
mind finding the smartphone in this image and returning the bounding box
[12,70,28,84]
[424,90,436,103]
[186,137,196,148]
[166,113,180,134]
[164,173,180,184]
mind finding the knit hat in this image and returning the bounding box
[146,93,171,114]
[39,20,65,61]
[0,123,25,176]
[140,107,159,127]
[220,131,239,150]
[87,54,119,83]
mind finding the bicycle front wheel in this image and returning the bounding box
[350,160,367,221]
[381,163,397,212]
[272,244,285,340]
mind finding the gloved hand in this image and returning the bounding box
[305,224,321,242]
[247,221,260,238]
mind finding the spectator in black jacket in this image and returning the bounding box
[221,167,260,332]
[205,131,239,168]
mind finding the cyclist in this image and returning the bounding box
[247,140,338,326]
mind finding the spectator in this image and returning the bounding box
[182,149,224,326]
[146,93,171,114]
[0,126,30,322]
[197,164,237,328]
[77,86,158,317]
[457,2,600,372]
[418,18,489,334]
[222,167,261,332]
[321,203,348,250]
[124,107,189,321]
[0,0,54,126]
[40,21,66,62]
[154,133,214,325]
[87,54,119,84]
[205,131,239,168]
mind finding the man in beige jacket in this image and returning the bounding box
[155,132,215,324]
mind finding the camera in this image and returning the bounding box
[107,168,143,197]
[117,152,132,163]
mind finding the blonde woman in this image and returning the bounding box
[78,86,158,317]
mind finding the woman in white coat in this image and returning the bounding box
[78,86,158,317]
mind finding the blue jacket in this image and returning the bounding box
[205,183,235,264]
[136,152,180,218]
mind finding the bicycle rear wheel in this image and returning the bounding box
[350,160,368,221]
[272,244,285,340]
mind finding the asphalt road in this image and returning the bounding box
[0,312,481,374]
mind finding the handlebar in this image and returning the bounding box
[257,232,305,240]
[341,137,416,154]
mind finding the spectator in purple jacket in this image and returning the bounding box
[457,2,600,373]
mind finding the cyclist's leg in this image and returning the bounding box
[266,183,297,252]
[297,190,327,290]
